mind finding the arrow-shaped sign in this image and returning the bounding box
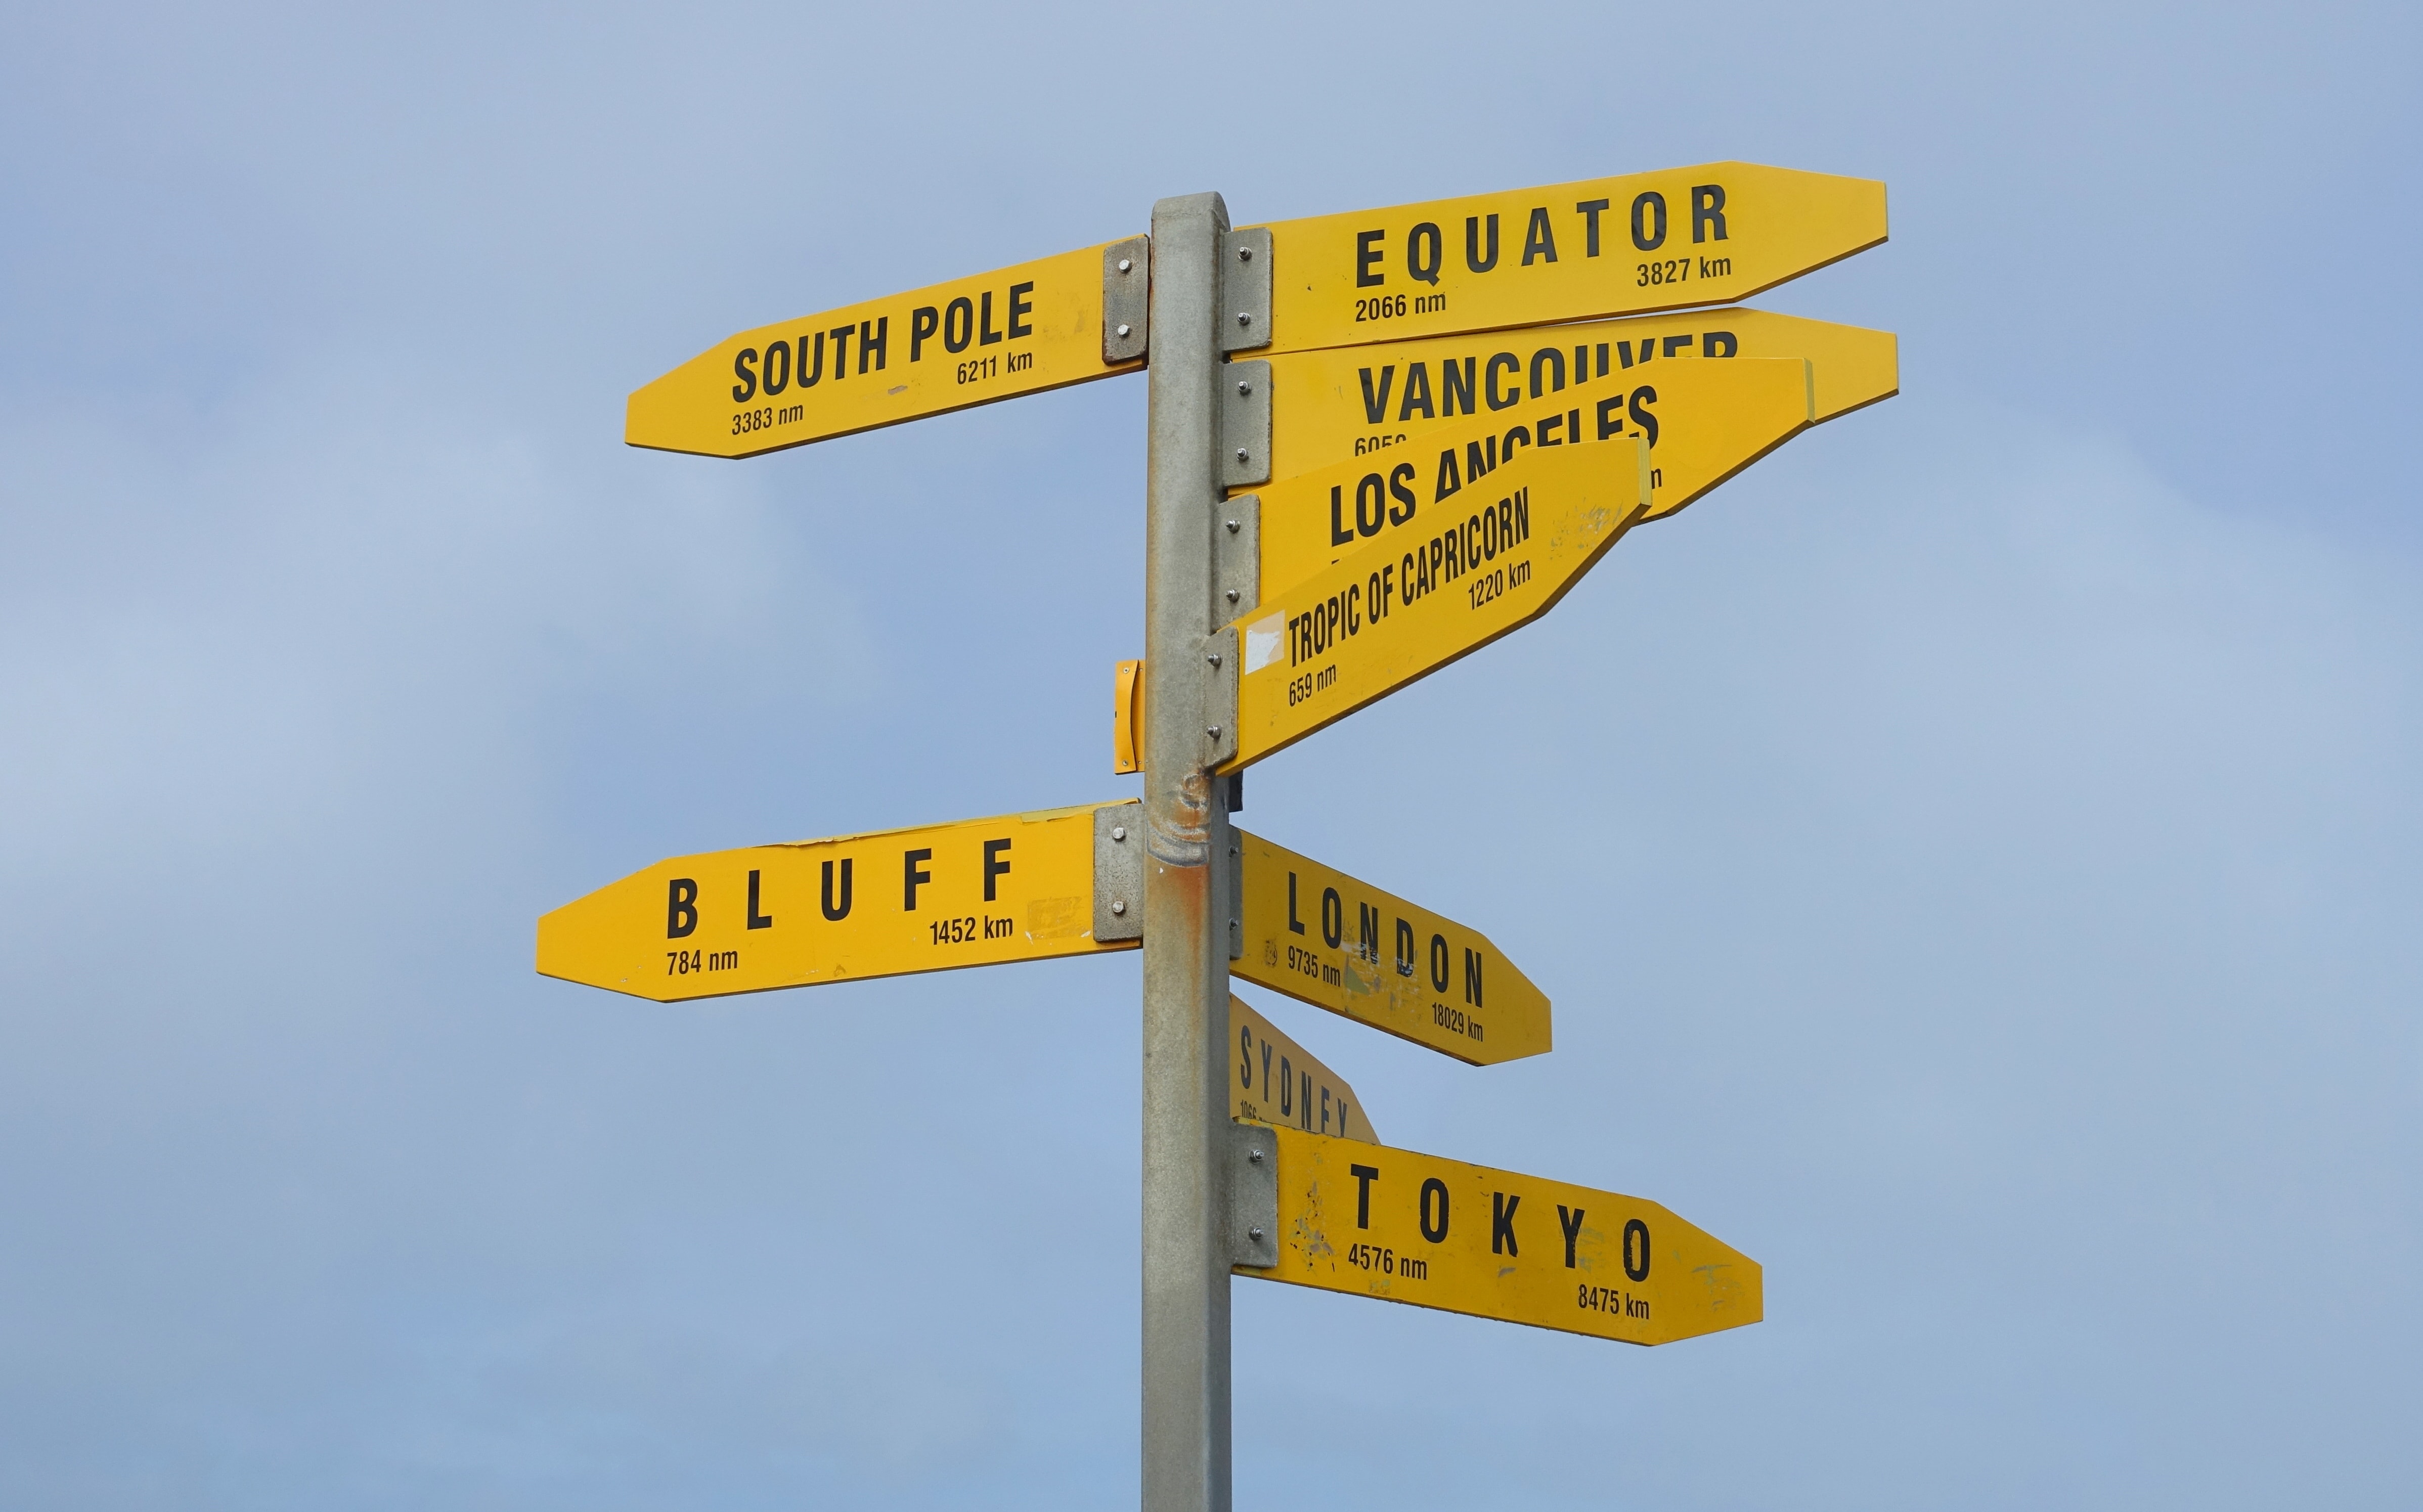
[1257,305,1896,487]
[1230,994,1377,1142]
[1236,1124,1762,1346]
[625,240,1146,459]
[537,801,1144,1000]
[1252,161,1885,358]
[1232,829,1550,1065]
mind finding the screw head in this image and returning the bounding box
[1249,1226,1265,1240]
[1224,519,1239,532]
[1237,380,1252,395]
[1207,653,1222,668]
[1206,726,1222,740]
[1117,257,1132,273]
[1111,825,1126,841]
[1238,246,1253,261]
[1248,1148,1264,1163]
[1237,312,1253,326]
[1110,899,1126,915]
[1235,448,1249,463]
[1115,323,1131,338]
[1225,588,1239,602]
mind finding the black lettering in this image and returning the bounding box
[730,349,758,404]
[1630,192,1667,251]
[746,868,774,929]
[1575,197,1609,256]
[1358,367,1395,425]
[761,339,790,396]
[820,858,853,921]
[982,837,1011,902]
[1406,221,1442,285]
[1520,206,1557,265]
[910,305,941,362]
[1440,357,1475,417]
[1492,1191,1520,1255]
[1529,347,1566,399]
[1329,486,1353,548]
[1396,362,1434,422]
[1464,947,1484,1006]
[1355,229,1385,287]
[798,330,824,387]
[1261,1040,1273,1098]
[1664,334,1694,358]
[1558,1204,1585,1267]
[1357,901,1379,960]
[667,878,698,939]
[1597,393,1625,439]
[1395,917,1416,976]
[1387,464,1418,525]
[1419,1178,1450,1242]
[1623,1218,1651,1281]
[1355,474,1386,538]
[860,316,887,371]
[1279,1056,1293,1116]
[943,297,974,353]
[903,848,933,910]
[1628,385,1659,449]
[978,292,1001,345]
[1350,1163,1380,1228]
[1239,1025,1254,1088]
[1691,184,1728,243]
[1484,351,1520,411]
[1464,214,1499,273]
[1703,330,1737,358]
[1320,886,1343,949]
[828,324,854,378]
[1434,445,1462,502]
[1006,280,1034,338]
[1288,871,1306,936]
[1429,933,1449,992]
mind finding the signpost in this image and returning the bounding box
[1257,306,1897,485]
[1233,830,1551,1065]
[1235,1124,1761,1347]
[537,801,1142,999]
[563,156,1895,1512]
[1215,434,1654,772]
[1230,994,1376,1143]
[1251,162,1885,357]
[1244,355,1817,601]
[625,240,1148,458]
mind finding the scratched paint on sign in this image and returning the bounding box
[1239,1125,1761,1346]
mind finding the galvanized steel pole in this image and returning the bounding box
[1139,191,1235,1512]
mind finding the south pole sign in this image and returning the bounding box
[552,159,1895,1512]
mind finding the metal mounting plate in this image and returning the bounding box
[1219,228,1272,353]
[1227,1120,1279,1269]
[1202,627,1239,771]
[1222,359,1271,488]
[1103,236,1149,364]
[1093,801,1144,942]
[1215,492,1259,620]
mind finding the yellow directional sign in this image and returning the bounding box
[1254,161,1884,357]
[626,242,1142,458]
[1238,1125,1761,1347]
[1218,432,1658,771]
[537,801,1138,1000]
[1231,994,1377,1143]
[1233,830,1549,1065]
[1249,355,1818,601]
[1260,306,1897,485]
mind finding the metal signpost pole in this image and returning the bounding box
[1138,190,1235,1512]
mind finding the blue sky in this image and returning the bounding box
[2,3,2417,1507]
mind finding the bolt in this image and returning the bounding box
[1118,257,1132,273]
[1248,1148,1264,1164]
[1249,1226,1265,1241]
[1207,653,1222,668]
[1237,312,1253,326]
[1110,899,1126,915]
[1111,825,1126,841]
[1115,323,1131,338]
[1236,448,1249,463]
[1224,519,1240,533]
[1237,380,1252,396]
[1225,588,1239,603]
[1238,246,1253,261]
[1207,726,1222,740]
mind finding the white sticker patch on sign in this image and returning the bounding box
[1244,612,1286,674]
